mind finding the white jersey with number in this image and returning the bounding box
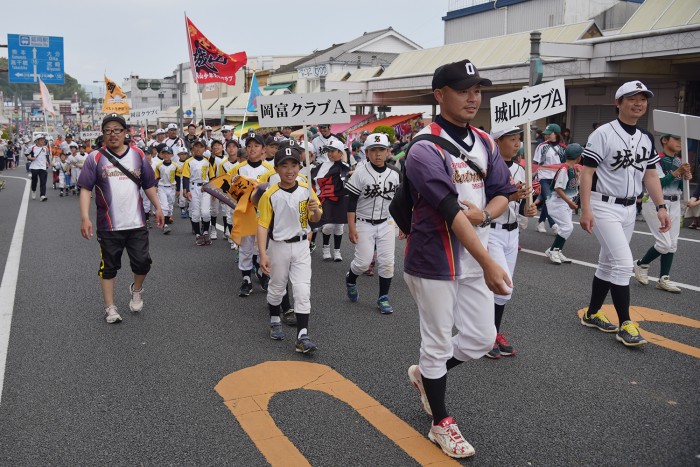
[492,160,525,225]
[582,119,658,199]
[345,161,400,221]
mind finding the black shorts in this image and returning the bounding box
[96,228,152,279]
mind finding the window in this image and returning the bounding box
[141,97,149,103]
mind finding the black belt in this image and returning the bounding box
[192,182,204,186]
[491,222,518,232]
[283,234,308,243]
[664,195,679,202]
[357,217,387,225]
[601,195,636,206]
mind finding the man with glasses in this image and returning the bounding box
[78,114,164,324]
[164,123,185,150]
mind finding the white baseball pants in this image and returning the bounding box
[238,235,259,271]
[641,198,680,254]
[350,219,395,278]
[141,188,151,213]
[157,186,176,217]
[487,225,518,305]
[266,240,312,314]
[322,224,344,236]
[189,185,211,223]
[591,199,635,286]
[546,197,574,240]
[404,272,495,380]
[210,197,221,218]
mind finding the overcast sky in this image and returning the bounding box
[2,0,446,89]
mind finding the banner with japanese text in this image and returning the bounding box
[127,107,161,124]
[257,91,351,127]
[186,16,247,85]
[102,75,130,114]
[490,79,566,132]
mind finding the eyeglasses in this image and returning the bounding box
[103,128,126,135]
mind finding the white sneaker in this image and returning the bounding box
[545,248,562,264]
[407,365,432,417]
[322,245,331,260]
[333,249,343,262]
[129,283,144,312]
[210,228,218,240]
[230,242,238,251]
[656,275,681,293]
[104,304,122,324]
[31,191,36,200]
[428,416,476,459]
[537,222,546,233]
[551,224,560,236]
[633,260,649,285]
[163,224,171,235]
[558,250,572,263]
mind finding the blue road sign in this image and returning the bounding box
[7,34,65,84]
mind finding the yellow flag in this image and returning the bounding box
[102,75,130,114]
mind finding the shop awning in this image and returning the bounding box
[331,114,376,135]
[350,113,423,135]
[263,82,294,91]
[234,121,260,132]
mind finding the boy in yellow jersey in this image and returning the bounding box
[182,139,215,246]
[257,144,323,353]
[154,146,180,234]
[219,139,241,247]
[228,132,274,296]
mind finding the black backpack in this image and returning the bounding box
[389,134,485,234]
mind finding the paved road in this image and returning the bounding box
[1,172,698,466]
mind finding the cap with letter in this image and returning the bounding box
[245,132,265,146]
[274,146,302,167]
[205,125,213,131]
[432,59,492,91]
[34,133,46,141]
[324,140,346,152]
[265,135,282,146]
[159,145,173,154]
[155,128,166,135]
[491,126,522,140]
[191,138,206,147]
[221,125,233,132]
[363,133,390,150]
[166,123,178,130]
[615,81,654,100]
[541,123,561,135]
[102,113,127,130]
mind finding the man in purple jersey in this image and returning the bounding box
[78,114,164,324]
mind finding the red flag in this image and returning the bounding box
[186,16,247,85]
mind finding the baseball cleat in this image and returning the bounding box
[428,417,475,459]
[633,260,649,285]
[407,365,432,417]
[656,275,680,293]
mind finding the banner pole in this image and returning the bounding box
[524,118,533,208]
[303,122,311,199]
[681,116,690,200]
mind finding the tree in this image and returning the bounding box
[0,57,88,101]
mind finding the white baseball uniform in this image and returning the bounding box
[545,165,579,240]
[640,153,682,254]
[182,156,214,223]
[345,161,400,278]
[154,160,179,217]
[311,134,341,164]
[582,119,659,285]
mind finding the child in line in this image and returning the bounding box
[544,143,583,264]
[154,146,180,235]
[182,139,215,246]
[219,139,241,248]
[54,153,71,197]
[208,140,226,240]
[257,145,323,354]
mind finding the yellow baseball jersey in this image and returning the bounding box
[217,159,238,177]
[259,168,308,185]
[258,182,320,241]
[228,160,274,181]
[181,156,214,184]
[154,161,179,186]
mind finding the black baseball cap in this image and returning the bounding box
[102,113,127,130]
[265,135,281,146]
[245,132,265,146]
[160,145,173,154]
[274,147,302,167]
[432,59,492,91]
[191,138,206,147]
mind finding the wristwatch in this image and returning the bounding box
[656,204,667,212]
[478,210,492,228]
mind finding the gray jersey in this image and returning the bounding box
[345,161,400,220]
[582,119,658,199]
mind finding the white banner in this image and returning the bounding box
[80,131,101,140]
[128,107,161,124]
[653,109,700,200]
[257,91,351,127]
[490,79,566,132]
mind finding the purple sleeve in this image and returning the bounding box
[77,153,97,191]
[485,143,517,201]
[140,155,157,189]
[405,141,457,206]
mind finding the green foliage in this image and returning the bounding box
[372,125,396,143]
[1,129,10,140]
[0,57,88,101]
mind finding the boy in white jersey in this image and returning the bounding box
[175,146,189,218]
[219,140,241,246]
[182,139,215,246]
[154,146,179,234]
[228,132,274,296]
[66,142,80,194]
[71,143,89,195]
[257,145,323,354]
[344,133,400,314]
[54,153,71,197]
[544,144,583,264]
[485,127,537,359]
[208,140,226,240]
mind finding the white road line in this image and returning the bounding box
[571,221,700,244]
[520,248,700,292]
[0,176,31,406]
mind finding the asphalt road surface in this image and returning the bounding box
[1,172,698,466]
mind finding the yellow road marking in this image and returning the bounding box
[215,361,459,466]
[577,305,700,358]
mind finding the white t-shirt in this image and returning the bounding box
[26,145,50,171]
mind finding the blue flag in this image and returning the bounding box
[247,74,261,113]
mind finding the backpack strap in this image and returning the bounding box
[406,133,485,180]
[98,148,142,188]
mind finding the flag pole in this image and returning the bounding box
[239,71,254,140]
[184,12,206,131]
[304,123,312,199]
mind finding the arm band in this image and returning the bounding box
[182,177,190,191]
[438,193,462,227]
[347,192,359,213]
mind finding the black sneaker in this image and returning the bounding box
[616,321,648,347]
[260,274,269,292]
[281,308,297,326]
[270,322,285,340]
[495,333,515,356]
[485,345,501,359]
[581,310,618,333]
[239,278,253,297]
[295,334,317,354]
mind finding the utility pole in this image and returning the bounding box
[178,63,184,136]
